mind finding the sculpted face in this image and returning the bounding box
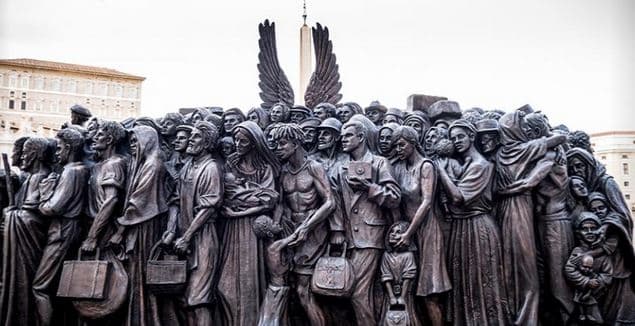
[388,224,406,248]
[589,200,608,219]
[570,178,588,198]
[234,129,254,156]
[303,127,318,145]
[450,127,472,154]
[406,120,423,137]
[318,129,337,150]
[186,128,206,156]
[70,112,83,125]
[366,109,383,124]
[221,140,234,157]
[314,106,327,120]
[161,118,177,137]
[55,138,71,165]
[569,157,588,180]
[579,220,600,244]
[92,128,112,151]
[394,137,414,161]
[173,130,191,153]
[478,132,499,154]
[223,114,242,133]
[87,119,99,140]
[129,133,139,157]
[20,141,37,171]
[382,115,399,125]
[521,118,540,139]
[248,112,260,124]
[275,137,298,161]
[290,112,306,124]
[191,112,204,124]
[337,106,354,123]
[270,105,285,123]
[11,143,23,167]
[340,125,363,153]
[378,128,393,155]
[424,129,441,153]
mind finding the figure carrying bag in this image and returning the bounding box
[311,243,355,297]
[57,248,109,299]
[146,241,187,294]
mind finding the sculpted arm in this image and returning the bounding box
[82,186,119,250]
[397,162,434,247]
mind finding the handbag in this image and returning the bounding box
[146,241,187,294]
[311,243,355,297]
[384,304,410,326]
[57,248,109,299]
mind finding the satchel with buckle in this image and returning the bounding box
[311,243,355,297]
[384,304,410,326]
[57,248,110,300]
[146,241,187,294]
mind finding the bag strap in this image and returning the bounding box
[78,247,100,261]
[325,242,348,258]
[149,241,163,261]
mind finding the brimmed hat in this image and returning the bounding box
[70,104,92,117]
[299,117,322,129]
[290,105,311,116]
[475,118,499,134]
[317,117,342,132]
[385,107,403,118]
[364,100,388,114]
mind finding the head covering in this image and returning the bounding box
[317,117,342,133]
[118,125,168,226]
[230,121,280,176]
[290,105,311,116]
[349,114,379,154]
[70,104,92,117]
[448,119,477,135]
[566,147,606,190]
[575,211,601,229]
[428,100,461,121]
[475,118,499,134]
[299,117,322,129]
[247,107,270,129]
[365,100,388,114]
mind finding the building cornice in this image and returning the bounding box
[0,58,145,81]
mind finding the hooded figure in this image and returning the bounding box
[247,107,271,130]
[567,147,633,231]
[114,125,174,326]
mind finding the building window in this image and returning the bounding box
[624,163,630,175]
[114,85,123,98]
[623,155,629,159]
[8,100,14,109]
[9,75,17,87]
[625,181,630,187]
[35,77,44,90]
[67,80,77,93]
[100,83,108,96]
[85,82,93,95]
[9,91,15,98]
[20,76,29,88]
[601,156,606,160]
[0,74,3,86]
[20,101,26,110]
[626,194,631,200]
[51,79,61,91]
[21,92,26,99]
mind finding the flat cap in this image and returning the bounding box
[70,104,92,117]
[364,100,388,113]
[475,118,499,133]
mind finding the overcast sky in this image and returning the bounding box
[1,0,633,133]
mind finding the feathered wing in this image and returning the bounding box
[304,23,343,109]
[257,19,295,110]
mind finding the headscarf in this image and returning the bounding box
[118,125,168,226]
[587,191,633,242]
[247,107,270,129]
[350,114,379,154]
[229,121,280,176]
[566,147,607,191]
[496,111,548,172]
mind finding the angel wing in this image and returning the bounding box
[257,20,295,110]
[304,23,342,109]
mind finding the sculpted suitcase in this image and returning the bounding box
[146,241,187,294]
[311,243,355,297]
[385,304,410,326]
[57,248,109,299]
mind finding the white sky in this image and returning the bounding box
[1,0,633,133]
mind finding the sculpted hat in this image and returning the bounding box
[70,104,92,117]
[385,107,404,118]
[299,117,322,129]
[475,118,499,134]
[317,117,342,133]
[290,105,311,116]
[365,100,388,113]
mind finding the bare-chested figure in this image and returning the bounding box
[270,123,336,326]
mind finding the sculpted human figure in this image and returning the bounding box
[162,121,223,326]
[313,102,337,121]
[349,114,379,154]
[504,112,575,324]
[474,118,500,161]
[0,137,54,326]
[310,118,344,176]
[248,106,271,129]
[160,112,185,156]
[377,123,400,161]
[217,121,280,326]
[166,125,193,181]
[270,123,336,326]
[222,108,246,136]
[567,147,634,228]
[299,117,322,154]
[435,120,508,325]
[585,192,635,324]
[32,129,90,326]
[62,104,92,128]
[332,120,401,326]
[364,101,387,126]
[390,126,450,326]
[564,212,613,324]
[219,136,235,161]
[188,108,211,125]
[423,126,448,158]
[403,111,430,144]
[336,102,363,124]
[382,108,403,125]
[289,105,311,124]
[569,176,589,217]
[270,102,291,124]
[494,110,566,325]
[81,120,128,253]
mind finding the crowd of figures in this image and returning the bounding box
[0,99,633,326]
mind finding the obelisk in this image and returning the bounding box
[298,0,312,103]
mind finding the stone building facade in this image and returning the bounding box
[0,58,144,155]
[591,130,635,216]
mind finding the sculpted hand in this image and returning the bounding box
[589,279,601,289]
[435,157,449,170]
[109,231,124,247]
[288,226,309,247]
[174,236,190,255]
[81,238,98,252]
[2,206,15,216]
[161,231,176,246]
[389,296,398,307]
[330,231,345,245]
[347,175,371,191]
[395,232,412,249]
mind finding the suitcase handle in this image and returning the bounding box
[149,241,164,261]
[326,242,347,258]
[78,247,100,261]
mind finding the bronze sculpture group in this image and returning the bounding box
[0,19,634,326]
